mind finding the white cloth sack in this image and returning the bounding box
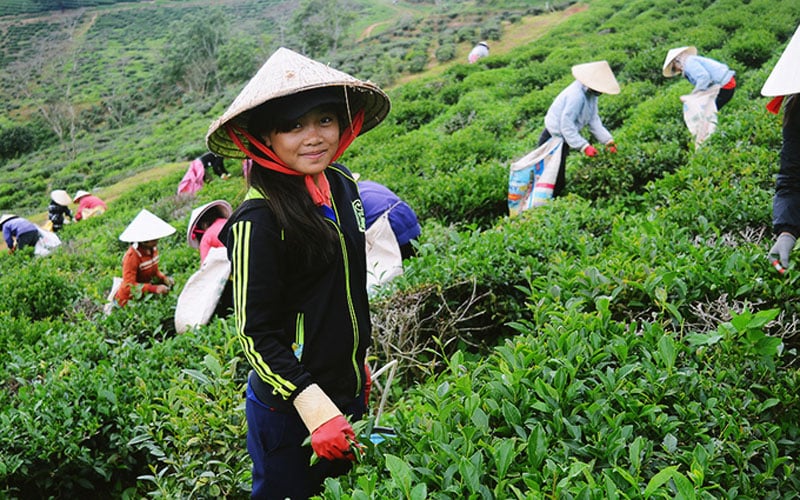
[34,227,61,257]
[174,246,231,333]
[103,277,123,315]
[681,85,720,148]
[507,136,564,216]
[365,212,403,294]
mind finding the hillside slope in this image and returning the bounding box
[1,0,799,498]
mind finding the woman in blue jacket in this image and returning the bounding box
[537,60,620,198]
[663,46,736,110]
[206,47,390,499]
[0,214,40,253]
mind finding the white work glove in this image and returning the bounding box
[769,232,796,271]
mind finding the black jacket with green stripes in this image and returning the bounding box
[221,163,370,413]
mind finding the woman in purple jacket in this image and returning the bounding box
[357,179,421,260]
[0,214,40,254]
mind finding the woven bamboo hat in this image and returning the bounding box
[119,209,176,243]
[662,46,697,77]
[50,189,72,206]
[572,61,620,95]
[206,47,391,158]
[186,200,232,249]
[761,25,800,96]
[73,190,91,202]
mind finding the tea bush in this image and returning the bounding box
[0,259,82,321]
[2,0,800,497]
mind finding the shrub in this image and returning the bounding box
[0,259,82,321]
[727,28,776,69]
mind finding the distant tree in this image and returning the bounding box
[217,36,263,84]
[288,0,357,58]
[159,9,229,98]
[2,12,84,156]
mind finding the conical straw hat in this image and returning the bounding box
[0,214,17,227]
[662,46,697,77]
[571,61,620,95]
[206,47,391,158]
[119,209,176,243]
[761,25,800,96]
[73,190,91,202]
[186,200,233,249]
[50,189,72,206]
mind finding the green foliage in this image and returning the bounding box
[0,258,82,321]
[2,0,800,497]
[726,28,776,69]
[0,121,54,160]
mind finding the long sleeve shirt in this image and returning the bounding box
[358,180,421,246]
[199,217,227,264]
[544,80,613,151]
[222,164,370,413]
[115,245,169,306]
[75,195,107,221]
[682,55,735,91]
[2,217,39,248]
[48,202,72,231]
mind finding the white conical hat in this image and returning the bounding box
[761,25,800,96]
[206,47,391,159]
[0,214,17,227]
[572,60,620,95]
[50,189,72,206]
[73,190,91,202]
[662,46,697,77]
[119,209,176,243]
[186,200,233,249]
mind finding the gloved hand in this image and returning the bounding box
[311,415,357,461]
[583,145,598,157]
[769,232,796,271]
[606,141,617,154]
[293,383,359,461]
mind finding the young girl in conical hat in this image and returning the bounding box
[206,47,390,499]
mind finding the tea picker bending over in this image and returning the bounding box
[206,47,390,499]
[537,60,620,198]
[187,200,233,265]
[48,190,73,232]
[663,46,736,110]
[73,190,108,221]
[0,214,40,254]
[114,209,176,307]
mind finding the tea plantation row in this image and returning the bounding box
[1,0,799,497]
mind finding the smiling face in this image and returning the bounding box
[261,107,341,175]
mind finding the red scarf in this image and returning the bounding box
[225,110,365,206]
[767,96,785,115]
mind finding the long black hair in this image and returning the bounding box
[245,101,349,267]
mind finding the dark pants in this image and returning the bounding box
[716,86,735,110]
[16,230,40,250]
[246,375,365,499]
[537,129,568,197]
[399,241,417,261]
